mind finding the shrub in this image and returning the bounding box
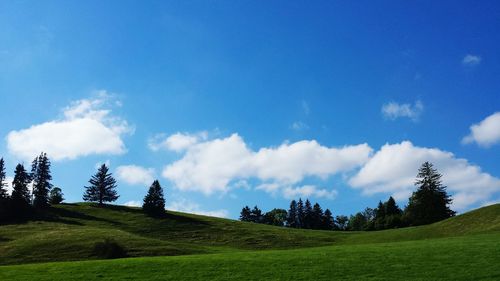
[92,238,127,259]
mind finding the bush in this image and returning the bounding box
[92,238,127,259]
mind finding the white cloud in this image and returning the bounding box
[167,198,228,218]
[381,100,423,121]
[462,112,500,147]
[349,141,500,211]
[162,133,372,196]
[290,121,309,131]
[116,165,155,186]
[282,185,338,200]
[148,131,208,152]
[6,91,133,161]
[124,200,142,207]
[4,176,13,195]
[462,54,481,66]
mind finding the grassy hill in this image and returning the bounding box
[0,203,499,280]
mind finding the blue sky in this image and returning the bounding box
[1,1,499,218]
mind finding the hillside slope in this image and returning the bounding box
[0,203,499,265]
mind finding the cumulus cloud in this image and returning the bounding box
[462,112,500,147]
[116,165,155,186]
[162,133,372,197]
[6,91,133,161]
[381,100,423,121]
[167,198,228,218]
[349,141,500,211]
[148,131,208,152]
[282,185,338,200]
[462,54,481,66]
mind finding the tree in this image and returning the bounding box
[405,162,455,226]
[374,201,386,230]
[249,206,263,223]
[31,153,53,208]
[322,209,335,230]
[286,200,298,227]
[347,212,367,231]
[297,198,305,228]
[83,164,119,205]
[49,187,64,204]
[240,206,252,222]
[335,215,349,230]
[0,158,8,199]
[10,164,31,212]
[142,180,165,217]
[303,199,313,229]
[263,208,287,226]
[384,196,402,229]
[311,203,324,229]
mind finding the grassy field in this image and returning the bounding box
[0,203,499,280]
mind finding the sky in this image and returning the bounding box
[1,1,499,218]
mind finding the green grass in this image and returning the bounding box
[0,203,499,280]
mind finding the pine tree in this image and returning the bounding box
[142,180,165,217]
[83,164,119,205]
[322,209,335,230]
[311,202,324,229]
[31,153,53,208]
[374,201,386,230]
[0,158,8,199]
[385,196,402,216]
[297,198,305,228]
[49,187,64,205]
[11,164,31,211]
[240,206,252,222]
[303,199,313,229]
[286,200,298,227]
[405,162,455,226]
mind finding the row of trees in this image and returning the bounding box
[240,199,335,230]
[0,154,65,221]
[240,162,455,231]
[1,155,167,222]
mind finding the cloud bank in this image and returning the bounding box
[6,91,133,161]
[462,112,500,148]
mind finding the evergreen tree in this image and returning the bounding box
[303,199,313,229]
[297,198,305,228]
[286,200,298,227]
[49,187,64,205]
[142,180,165,217]
[240,206,252,222]
[11,164,31,211]
[385,196,402,216]
[83,164,119,205]
[311,202,324,229]
[31,153,53,208]
[374,201,386,230]
[405,162,455,226]
[322,209,335,230]
[249,206,263,223]
[384,196,402,229]
[0,158,8,199]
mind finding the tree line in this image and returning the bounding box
[0,154,167,222]
[240,162,455,230]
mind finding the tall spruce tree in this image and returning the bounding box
[303,199,313,229]
[311,202,324,229]
[11,164,31,211]
[322,209,335,230]
[297,198,305,228]
[31,153,53,208]
[142,180,165,217]
[0,158,8,199]
[374,201,386,230]
[384,196,402,229]
[240,206,252,222]
[405,162,455,226]
[83,164,119,205]
[286,200,298,227]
